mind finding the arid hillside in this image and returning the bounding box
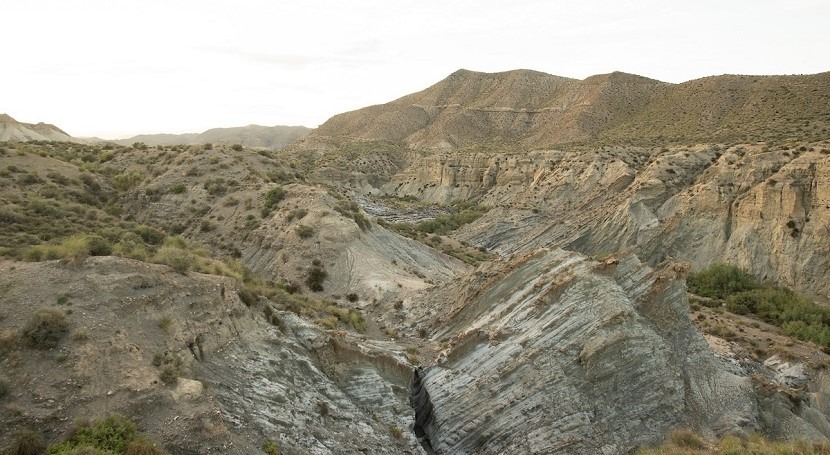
[2,67,830,454]
[312,69,830,148]
[113,124,311,150]
[0,114,78,143]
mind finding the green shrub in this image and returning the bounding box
[413,202,488,235]
[133,226,165,245]
[262,440,279,455]
[152,247,193,274]
[59,235,92,263]
[23,308,68,349]
[8,429,46,455]
[296,225,315,239]
[692,263,830,349]
[48,414,139,454]
[353,212,370,231]
[85,235,112,256]
[285,208,307,222]
[261,186,285,217]
[231,144,243,152]
[687,263,758,299]
[348,310,366,333]
[169,183,187,194]
[112,171,142,192]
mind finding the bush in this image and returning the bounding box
[296,225,315,239]
[687,263,758,299]
[169,183,187,194]
[262,440,279,455]
[666,428,706,450]
[306,266,327,292]
[85,235,112,256]
[48,415,145,454]
[231,144,243,152]
[159,365,180,384]
[23,308,68,349]
[124,438,165,455]
[59,235,93,263]
[7,429,46,455]
[348,310,366,333]
[238,289,258,307]
[692,263,830,349]
[0,378,8,399]
[134,226,165,245]
[353,212,370,231]
[152,247,193,274]
[261,186,285,217]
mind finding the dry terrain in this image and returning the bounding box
[2,67,830,454]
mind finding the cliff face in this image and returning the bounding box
[321,144,830,300]
[0,257,425,454]
[408,250,830,454]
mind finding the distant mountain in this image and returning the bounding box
[114,124,311,150]
[312,69,830,148]
[0,113,80,143]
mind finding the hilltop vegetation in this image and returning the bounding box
[313,69,830,149]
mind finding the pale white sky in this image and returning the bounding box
[2,0,828,138]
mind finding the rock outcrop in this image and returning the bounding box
[408,249,830,454]
[0,257,426,454]
[0,113,78,142]
[308,143,830,300]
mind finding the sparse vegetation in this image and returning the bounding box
[152,246,193,274]
[306,265,328,292]
[636,429,830,455]
[7,429,46,455]
[296,225,315,239]
[262,440,280,455]
[261,186,285,217]
[47,414,164,454]
[388,425,403,439]
[22,308,68,349]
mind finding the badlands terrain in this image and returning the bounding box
[1,68,830,454]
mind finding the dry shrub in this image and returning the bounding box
[22,308,68,349]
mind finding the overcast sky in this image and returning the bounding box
[2,0,828,138]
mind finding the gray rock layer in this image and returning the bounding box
[411,250,829,454]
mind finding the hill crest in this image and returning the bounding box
[312,69,830,148]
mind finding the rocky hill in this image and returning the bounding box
[2,67,830,454]
[114,124,310,150]
[312,69,830,148]
[0,114,78,143]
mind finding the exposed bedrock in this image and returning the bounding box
[407,249,830,454]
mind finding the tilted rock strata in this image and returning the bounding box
[410,250,830,454]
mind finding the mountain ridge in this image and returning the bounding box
[311,69,830,148]
[113,124,311,150]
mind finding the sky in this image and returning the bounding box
[2,0,828,139]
